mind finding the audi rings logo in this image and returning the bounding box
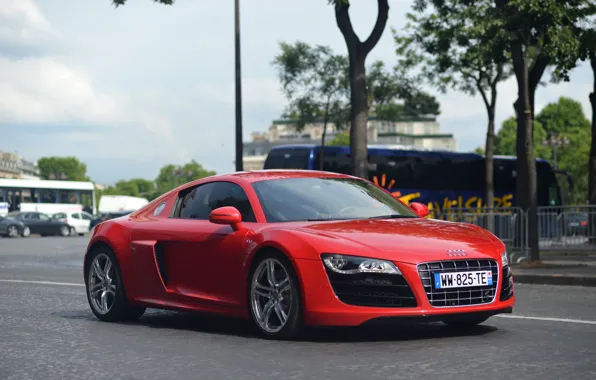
[446,249,468,257]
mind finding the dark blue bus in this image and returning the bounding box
[262,144,569,213]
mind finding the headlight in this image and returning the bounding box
[501,251,509,267]
[321,254,402,275]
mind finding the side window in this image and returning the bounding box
[38,213,51,221]
[80,212,93,221]
[177,182,256,222]
[71,213,81,219]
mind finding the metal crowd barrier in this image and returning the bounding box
[431,206,596,263]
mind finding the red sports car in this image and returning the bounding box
[84,170,515,339]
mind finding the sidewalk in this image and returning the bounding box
[512,253,596,287]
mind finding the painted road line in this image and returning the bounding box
[496,314,596,325]
[0,279,84,287]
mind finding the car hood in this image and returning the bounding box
[291,218,501,264]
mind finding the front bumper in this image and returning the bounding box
[295,258,515,327]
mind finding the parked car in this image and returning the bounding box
[7,211,71,237]
[0,215,30,237]
[52,211,94,236]
[90,211,134,229]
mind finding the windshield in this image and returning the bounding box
[252,177,419,223]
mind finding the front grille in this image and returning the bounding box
[324,269,417,308]
[417,259,499,307]
[500,265,514,301]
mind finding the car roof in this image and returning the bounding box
[189,170,356,186]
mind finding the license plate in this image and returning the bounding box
[434,271,493,289]
[569,222,580,227]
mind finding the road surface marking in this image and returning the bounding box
[0,279,84,287]
[497,314,596,325]
[1,279,595,325]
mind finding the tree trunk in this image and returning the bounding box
[511,42,540,262]
[320,110,330,171]
[485,106,496,232]
[349,56,369,178]
[588,54,596,242]
[334,0,388,179]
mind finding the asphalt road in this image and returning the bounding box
[1,237,595,380]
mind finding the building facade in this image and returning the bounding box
[0,151,40,180]
[239,117,457,170]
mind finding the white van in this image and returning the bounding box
[98,195,149,214]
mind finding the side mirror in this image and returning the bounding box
[410,202,429,218]
[209,206,243,231]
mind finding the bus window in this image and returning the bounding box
[312,150,352,174]
[263,148,311,170]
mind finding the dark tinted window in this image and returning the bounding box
[263,148,311,169]
[313,150,352,174]
[178,182,256,222]
[252,177,418,223]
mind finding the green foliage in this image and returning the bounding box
[272,41,350,132]
[367,60,440,121]
[394,0,510,98]
[327,132,350,146]
[154,160,215,197]
[98,160,215,201]
[37,157,90,182]
[494,97,591,204]
[102,178,155,198]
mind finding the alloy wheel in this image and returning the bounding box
[87,253,117,315]
[250,258,293,334]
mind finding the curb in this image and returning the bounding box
[513,273,596,287]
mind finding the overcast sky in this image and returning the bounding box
[1,0,593,185]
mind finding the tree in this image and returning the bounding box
[367,60,440,121]
[102,178,156,199]
[37,157,90,181]
[154,160,215,196]
[272,42,350,170]
[328,132,350,146]
[394,0,511,231]
[331,0,390,178]
[492,0,594,262]
[494,98,591,205]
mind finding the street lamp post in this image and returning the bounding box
[234,0,243,172]
[542,132,570,169]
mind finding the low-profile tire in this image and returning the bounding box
[85,247,146,322]
[247,251,304,340]
[442,316,488,327]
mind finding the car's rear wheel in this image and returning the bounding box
[248,251,304,340]
[59,225,70,237]
[21,226,30,237]
[442,316,489,327]
[85,248,146,322]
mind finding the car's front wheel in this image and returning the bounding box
[85,248,146,322]
[248,251,304,340]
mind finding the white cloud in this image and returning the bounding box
[0,0,58,47]
[1,0,593,185]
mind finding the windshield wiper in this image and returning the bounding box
[367,214,416,219]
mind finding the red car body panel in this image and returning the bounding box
[85,170,515,326]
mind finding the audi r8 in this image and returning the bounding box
[83,170,515,339]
